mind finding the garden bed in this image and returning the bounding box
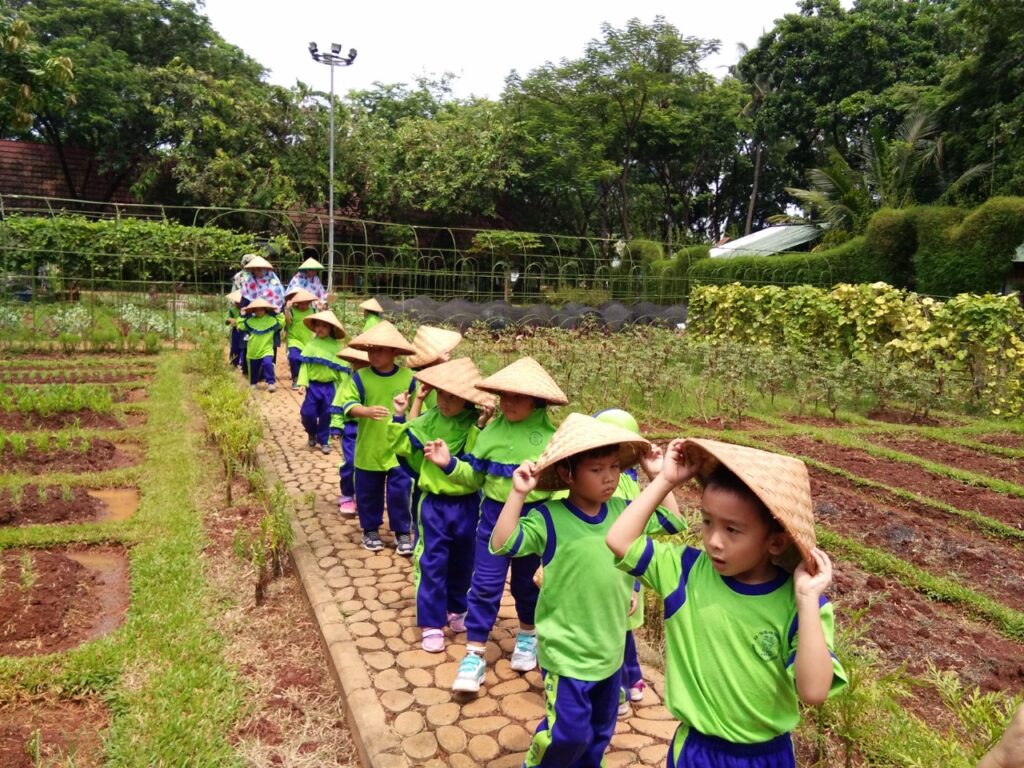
[772,437,1024,529]
[865,435,1024,486]
[0,699,108,768]
[0,410,136,431]
[0,371,149,385]
[0,487,140,527]
[0,439,142,474]
[0,546,130,656]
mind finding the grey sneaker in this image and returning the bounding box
[396,533,414,556]
[362,530,384,552]
[267,383,276,392]
[320,443,332,455]
[307,437,317,448]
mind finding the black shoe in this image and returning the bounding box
[362,530,384,552]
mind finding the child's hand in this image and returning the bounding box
[476,402,495,429]
[393,392,409,417]
[511,461,539,495]
[365,405,389,421]
[794,548,832,600]
[628,591,638,616]
[423,439,451,467]
[533,565,544,589]
[638,444,664,478]
[414,383,433,401]
[660,439,701,486]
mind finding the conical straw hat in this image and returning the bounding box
[298,257,324,270]
[225,290,242,303]
[337,346,370,365]
[414,357,494,408]
[476,356,568,405]
[286,288,318,303]
[681,438,816,570]
[359,298,384,313]
[348,320,416,355]
[241,297,276,313]
[303,310,346,339]
[533,413,650,490]
[246,255,274,269]
[407,325,463,368]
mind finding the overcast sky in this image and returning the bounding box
[198,0,849,99]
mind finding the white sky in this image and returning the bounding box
[198,0,848,99]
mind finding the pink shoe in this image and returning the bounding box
[447,611,467,633]
[338,497,356,516]
[421,628,445,653]
[629,681,646,702]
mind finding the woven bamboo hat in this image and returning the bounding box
[414,357,494,408]
[359,298,384,313]
[225,290,242,303]
[681,438,816,570]
[246,255,274,270]
[303,310,345,339]
[476,356,568,405]
[348,320,416,355]
[337,346,370,365]
[241,297,276,313]
[533,413,650,490]
[298,257,324,270]
[407,325,464,368]
[286,288,317,304]
[240,253,257,267]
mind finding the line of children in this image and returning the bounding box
[336,321,418,554]
[331,345,369,516]
[388,357,494,653]
[422,356,567,691]
[283,287,317,389]
[295,310,346,454]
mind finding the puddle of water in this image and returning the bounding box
[87,488,140,522]
[66,548,130,641]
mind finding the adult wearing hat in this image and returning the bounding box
[285,256,328,309]
[231,253,257,293]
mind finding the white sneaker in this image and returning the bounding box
[617,688,630,717]
[509,632,538,672]
[452,653,486,692]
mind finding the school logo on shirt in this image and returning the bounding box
[529,431,544,446]
[752,629,781,661]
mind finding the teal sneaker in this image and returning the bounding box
[452,653,486,693]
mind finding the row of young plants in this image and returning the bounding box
[0,383,114,415]
[688,282,1024,418]
[0,430,93,456]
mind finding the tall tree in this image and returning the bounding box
[0,12,73,134]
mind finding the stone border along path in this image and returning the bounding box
[252,361,676,768]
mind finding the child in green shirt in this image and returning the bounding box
[225,290,244,371]
[284,287,317,389]
[234,298,284,391]
[359,297,383,332]
[296,310,346,454]
[331,346,369,515]
[606,438,848,767]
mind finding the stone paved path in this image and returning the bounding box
[253,361,676,767]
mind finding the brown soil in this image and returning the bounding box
[773,436,1024,530]
[0,410,129,431]
[782,414,848,428]
[866,407,957,427]
[0,372,148,385]
[867,435,1024,486]
[0,546,130,656]
[117,388,149,403]
[0,439,141,475]
[0,487,139,527]
[680,416,770,432]
[0,699,108,768]
[978,433,1024,450]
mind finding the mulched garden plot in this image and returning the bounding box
[0,699,108,768]
[0,486,139,527]
[864,435,1024,486]
[0,439,141,475]
[811,475,1024,612]
[0,546,130,656]
[773,436,1024,530]
[978,433,1024,450]
[0,410,125,431]
[0,371,149,385]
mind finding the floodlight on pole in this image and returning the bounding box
[308,40,357,295]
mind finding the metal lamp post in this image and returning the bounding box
[308,41,357,295]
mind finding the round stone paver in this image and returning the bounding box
[394,710,425,737]
[402,732,437,761]
[380,690,415,713]
[499,691,545,721]
[498,723,532,751]
[373,668,409,692]
[468,734,501,762]
[426,702,461,727]
[436,724,468,753]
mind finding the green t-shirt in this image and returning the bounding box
[286,306,315,350]
[389,407,480,496]
[443,407,555,504]
[493,496,685,681]
[296,336,345,386]
[329,369,356,429]
[362,313,381,332]
[339,365,416,471]
[616,539,848,743]
[239,313,283,359]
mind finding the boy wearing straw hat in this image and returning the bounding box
[225,290,245,371]
[296,311,346,454]
[283,287,318,389]
[406,325,463,417]
[606,439,847,768]
[388,357,493,653]
[336,321,418,554]
[331,346,369,515]
[490,413,687,767]
[359,297,384,332]
[235,298,284,391]
[422,356,566,690]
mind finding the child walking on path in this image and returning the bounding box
[234,298,283,391]
[331,346,369,515]
[283,288,317,388]
[606,438,848,767]
[336,321,418,554]
[225,290,244,370]
[491,413,687,767]
[389,357,494,653]
[406,325,463,415]
[422,356,566,691]
[296,310,346,454]
[359,298,384,332]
